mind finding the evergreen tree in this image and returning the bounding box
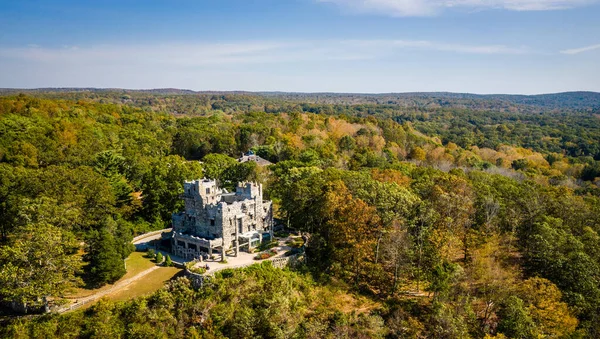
[155,252,163,264]
[84,227,126,287]
[164,255,172,267]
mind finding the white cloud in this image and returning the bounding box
[0,40,597,93]
[0,39,529,67]
[560,43,600,55]
[317,0,595,16]
[0,39,532,90]
[341,39,530,54]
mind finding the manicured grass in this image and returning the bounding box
[66,251,156,299]
[106,267,181,302]
[122,251,156,280]
[67,283,111,299]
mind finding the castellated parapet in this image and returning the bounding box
[171,179,273,259]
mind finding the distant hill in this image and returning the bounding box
[259,91,600,110]
[484,92,600,110]
[1,88,599,111]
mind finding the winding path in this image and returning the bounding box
[56,228,171,313]
[57,266,161,313]
[56,231,300,313]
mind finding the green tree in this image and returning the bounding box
[0,164,23,241]
[155,252,163,264]
[84,227,126,287]
[511,159,529,171]
[141,155,203,224]
[0,223,81,311]
[497,296,537,339]
[202,153,238,182]
[338,135,356,151]
[225,161,259,186]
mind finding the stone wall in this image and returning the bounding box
[184,269,209,289]
[270,254,302,269]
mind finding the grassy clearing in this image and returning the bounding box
[122,251,156,279]
[106,267,181,302]
[66,251,156,299]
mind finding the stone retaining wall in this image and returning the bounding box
[184,254,303,290]
[132,228,171,243]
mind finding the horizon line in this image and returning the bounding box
[1,87,599,97]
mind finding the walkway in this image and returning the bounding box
[56,228,172,313]
[56,266,161,313]
[188,236,296,275]
[56,232,300,313]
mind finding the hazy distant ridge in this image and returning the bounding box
[1,88,599,110]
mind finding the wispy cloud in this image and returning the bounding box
[0,39,530,67]
[0,39,532,90]
[560,43,600,55]
[318,0,596,17]
[342,39,530,54]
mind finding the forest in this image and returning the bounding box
[1,91,600,338]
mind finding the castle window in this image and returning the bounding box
[210,219,215,226]
[206,188,210,194]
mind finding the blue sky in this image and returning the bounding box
[0,0,599,94]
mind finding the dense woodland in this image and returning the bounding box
[1,91,600,338]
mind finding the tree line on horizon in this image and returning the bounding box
[0,93,599,338]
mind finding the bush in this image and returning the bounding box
[145,249,156,259]
[189,266,207,275]
[164,255,172,267]
[254,249,278,260]
[184,259,199,270]
[257,239,278,251]
[275,231,290,238]
[285,238,304,248]
[155,252,163,264]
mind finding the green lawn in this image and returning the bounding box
[66,251,157,299]
[106,266,181,302]
[69,251,182,311]
[122,251,157,279]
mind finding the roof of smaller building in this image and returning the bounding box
[237,152,272,166]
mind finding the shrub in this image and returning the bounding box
[155,252,163,264]
[275,231,290,238]
[184,259,199,270]
[254,249,278,260]
[164,255,172,267]
[285,238,304,248]
[145,249,156,259]
[189,266,207,275]
[257,239,278,251]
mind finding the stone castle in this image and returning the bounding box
[171,179,273,260]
